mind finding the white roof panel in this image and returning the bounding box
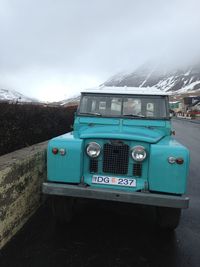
[82,86,169,96]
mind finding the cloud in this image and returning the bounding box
[0,0,200,100]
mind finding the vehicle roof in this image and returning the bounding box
[82,86,169,96]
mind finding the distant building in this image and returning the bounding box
[183,96,200,113]
[169,101,183,113]
[192,102,200,111]
[183,96,200,106]
[188,100,200,116]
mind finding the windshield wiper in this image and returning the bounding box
[123,114,145,118]
[79,112,102,116]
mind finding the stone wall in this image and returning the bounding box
[0,141,47,249]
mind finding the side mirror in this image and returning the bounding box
[170,130,176,135]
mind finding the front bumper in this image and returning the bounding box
[42,182,189,209]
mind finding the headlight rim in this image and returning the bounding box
[86,142,101,158]
[131,145,147,162]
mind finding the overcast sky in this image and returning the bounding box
[0,0,200,101]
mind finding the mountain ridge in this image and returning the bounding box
[103,62,200,95]
[0,88,38,103]
[2,61,200,105]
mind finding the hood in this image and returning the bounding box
[79,125,165,143]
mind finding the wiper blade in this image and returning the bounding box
[79,112,102,116]
[123,114,145,118]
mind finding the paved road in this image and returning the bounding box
[0,119,200,267]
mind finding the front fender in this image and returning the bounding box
[47,133,83,183]
[149,137,190,194]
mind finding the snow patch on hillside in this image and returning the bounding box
[0,88,38,102]
[171,81,200,94]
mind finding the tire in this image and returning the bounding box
[50,196,74,224]
[156,207,181,230]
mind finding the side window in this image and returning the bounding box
[99,101,106,111]
[123,98,141,115]
[80,96,88,112]
[146,102,154,117]
[91,100,97,112]
[110,98,122,115]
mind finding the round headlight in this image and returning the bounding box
[131,146,147,161]
[86,142,101,158]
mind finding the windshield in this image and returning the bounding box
[78,94,169,119]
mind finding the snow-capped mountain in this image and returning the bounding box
[0,88,38,102]
[104,62,200,95]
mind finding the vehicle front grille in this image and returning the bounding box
[90,159,98,173]
[103,142,129,174]
[133,163,142,177]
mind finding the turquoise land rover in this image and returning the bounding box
[43,86,190,230]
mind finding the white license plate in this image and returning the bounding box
[92,175,136,187]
